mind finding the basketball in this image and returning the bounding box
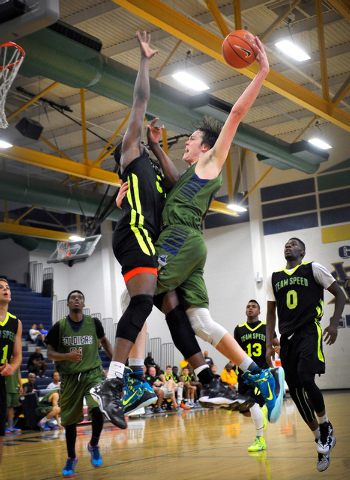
[221,30,258,69]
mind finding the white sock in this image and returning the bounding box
[107,361,125,379]
[194,364,209,376]
[239,357,253,373]
[313,427,320,439]
[41,416,48,423]
[318,413,328,424]
[128,358,144,368]
[250,403,264,437]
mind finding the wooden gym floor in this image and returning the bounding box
[3,391,349,480]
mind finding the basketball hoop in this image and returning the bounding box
[0,42,25,129]
[57,241,72,261]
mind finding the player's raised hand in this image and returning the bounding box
[254,37,269,75]
[116,180,129,208]
[136,31,158,59]
[147,118,164,145]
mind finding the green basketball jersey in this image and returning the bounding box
[161,163,223,231]
[38,389,59,407]
[55,316,102,374]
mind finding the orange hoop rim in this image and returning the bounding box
[0,42,25,70]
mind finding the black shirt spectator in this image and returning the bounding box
[144,352,156,368]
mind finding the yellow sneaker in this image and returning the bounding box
[261,405,268,431]
[248,436,267,452]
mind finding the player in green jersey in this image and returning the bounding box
[46,290,113,477]
[266,238,346,472]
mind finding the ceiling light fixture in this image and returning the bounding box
[172,71,209,91]
[69,235,85,242]
[227,204,247,213]
[0,140,13,148]
[308,138,332,150]
[275,40,311,61]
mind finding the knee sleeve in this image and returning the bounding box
[166,305,201,359]
[116,294,153,343]
[186,307,227,347]
[298,371,325,414]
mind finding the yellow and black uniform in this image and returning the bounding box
[271,262,325,386]
[234,320,276,407]
[112,149,166,278]
[45,316,104,426]
[0,312,18,436]
[155,163,222,308]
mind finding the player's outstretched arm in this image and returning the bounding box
[323,281,346,345]
[147,118,180,188]
[197,37,269,179]
[120,31,158,169]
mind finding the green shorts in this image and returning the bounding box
[6,392,20,408]
[155,225,209,309]
[60,366,103,426]
[35,405,53,419]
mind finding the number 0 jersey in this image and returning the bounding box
[234,320,275,377]
[272,262,324,336]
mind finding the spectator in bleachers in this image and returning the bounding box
[187,366,202,404]
[47,371,61,390]
[38,323,48,336]
[29,323,45,346]
[210,365,219,378]
[27,347,48,377]
[5,367,22,434]
[172,366,181,381]
[160,365,189,410]
[22,373,38,394]
[221,362,238,390]
[181,367,197,408]
[36,389,62,430]
[144,366,166,413]
[204,351,214,367]
[144,352,156,368]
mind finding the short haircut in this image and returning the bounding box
[166,365,172,369]
[0,278,8,284]
[248,299,260,310]
[67,290,85,303]
[289,237,306,252]
[193,116,222,149]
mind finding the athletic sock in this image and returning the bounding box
[250,403,264,437]
[239,357,261,374]
[317,413,329,424]
[196,365,214,385]
[107,361,125,379]
[312,427,320,439]
[128,358,144,382]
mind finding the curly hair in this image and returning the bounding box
[193,116,222,149]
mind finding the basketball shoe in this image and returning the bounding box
[317,421,336,455]
[90,377,127,429]
[123,367,158,416]
[242,367,284,423]
[88,444,103,468]
[62,457,78,478]
[248,436,266,452]
[199,377,254,412]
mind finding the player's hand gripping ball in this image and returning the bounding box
[222,30,258,69]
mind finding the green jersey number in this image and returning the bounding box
[1,344,8,364]
[246,343,262,358]
[286,289,298,309]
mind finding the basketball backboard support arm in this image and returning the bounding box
[0,0,59,44]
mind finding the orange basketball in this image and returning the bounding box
[222,30,258,69]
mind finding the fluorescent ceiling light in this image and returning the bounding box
[172,71,209,91]
[275,40,311,61]
[0,140,13,148]
[227,204,247,213]
[69,235,85,241]
[308,138,332,150]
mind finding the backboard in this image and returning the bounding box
[47,235,101,266]
[0,0,59,44]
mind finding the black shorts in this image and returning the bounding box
[238,380,265,411]
[112,224,158,277]
[0,377,7,436]
[280,321,325,389]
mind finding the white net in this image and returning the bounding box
[0,42,25,129]
[57,241,71,260]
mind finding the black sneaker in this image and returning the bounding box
[199,378,254,412]
[90,378,127,429]
[152,406,164,414]
[317,421,336,455]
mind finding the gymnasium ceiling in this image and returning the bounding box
[0,0,349,245]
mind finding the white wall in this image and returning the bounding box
[0,238,29,284]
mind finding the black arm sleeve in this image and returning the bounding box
[45,322,60,351]
[94,318,105,339]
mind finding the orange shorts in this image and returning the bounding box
[123,267,158,285]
